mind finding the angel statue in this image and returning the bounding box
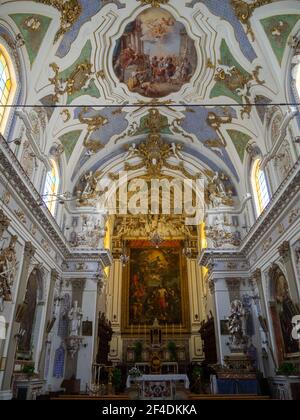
[68,301,83,337]
[227,299,247,352]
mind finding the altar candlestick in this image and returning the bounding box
[144,324,146,341]
[172,323,175,339]
[131,324,133,336]
[138,324,140,336]
[165,322,168,340]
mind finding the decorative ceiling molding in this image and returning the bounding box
[137,0,170,7]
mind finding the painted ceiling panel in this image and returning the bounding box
[261,14,300,64]
[227,129,251,163]
[59,130,82,162]
[10,13,52,66]
[210,39,252,103]
[1,0,295,199]
[58,40,100,104]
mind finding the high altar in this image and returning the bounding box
[105,215,205,378]
[125,320,190,400]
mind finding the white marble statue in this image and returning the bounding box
[68,301,83,337]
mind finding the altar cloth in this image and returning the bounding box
[126,374,190,389]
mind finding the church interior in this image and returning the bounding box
[0,0,300,401]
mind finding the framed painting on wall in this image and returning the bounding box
[122,240,190,333]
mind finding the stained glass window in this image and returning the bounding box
[252,159,270,216]
[43,160,59,215]
[0,48,13,133]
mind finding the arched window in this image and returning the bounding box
[43,159,59,215]
[0,45,16,134]
[251,159,270,216]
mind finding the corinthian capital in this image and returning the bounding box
[0,209,10,238]
[278,241,290,261]
[24,241,36,259]
[51,269,59,283]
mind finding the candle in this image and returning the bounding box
[172,323,175,338]
[165,322,168,339]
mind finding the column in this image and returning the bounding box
[38,269,59,377]
[249,269,277,376]
[2,242,36,390]
[107,260,123,363]
[77,278,98,391]
[186,258,204,361]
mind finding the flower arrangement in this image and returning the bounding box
[129,367,142,378]
[276,362,297,376]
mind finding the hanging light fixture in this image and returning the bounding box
[150,231,164,248]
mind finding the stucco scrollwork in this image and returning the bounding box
[205,216,241,248]
[230,0,272,42]
[137,0,170,7]
[38,0,82,43]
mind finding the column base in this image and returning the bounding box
[0,390,12,400]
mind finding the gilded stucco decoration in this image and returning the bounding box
[137,0,170,8]
[214,64,265,119]
[38,0,82,43]
[115,109,200,179]
[49,62,94,102]
[78,108,109,153]
[230,0,272,41]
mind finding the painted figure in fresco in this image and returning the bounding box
[157,285,168,313]
[113,8,197,98]
[129,247,182,325]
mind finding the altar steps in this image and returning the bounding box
[188,394,271,400]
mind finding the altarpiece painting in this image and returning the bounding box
[127,242,184,326]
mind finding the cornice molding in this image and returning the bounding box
[241,156,300,254]
[0,135,112,268]
[199,156,300,266]
[198,248,246,267]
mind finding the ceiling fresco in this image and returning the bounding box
[1,0,299,209]
[113,8,197,98]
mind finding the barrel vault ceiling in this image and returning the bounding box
[1,0,300,205]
